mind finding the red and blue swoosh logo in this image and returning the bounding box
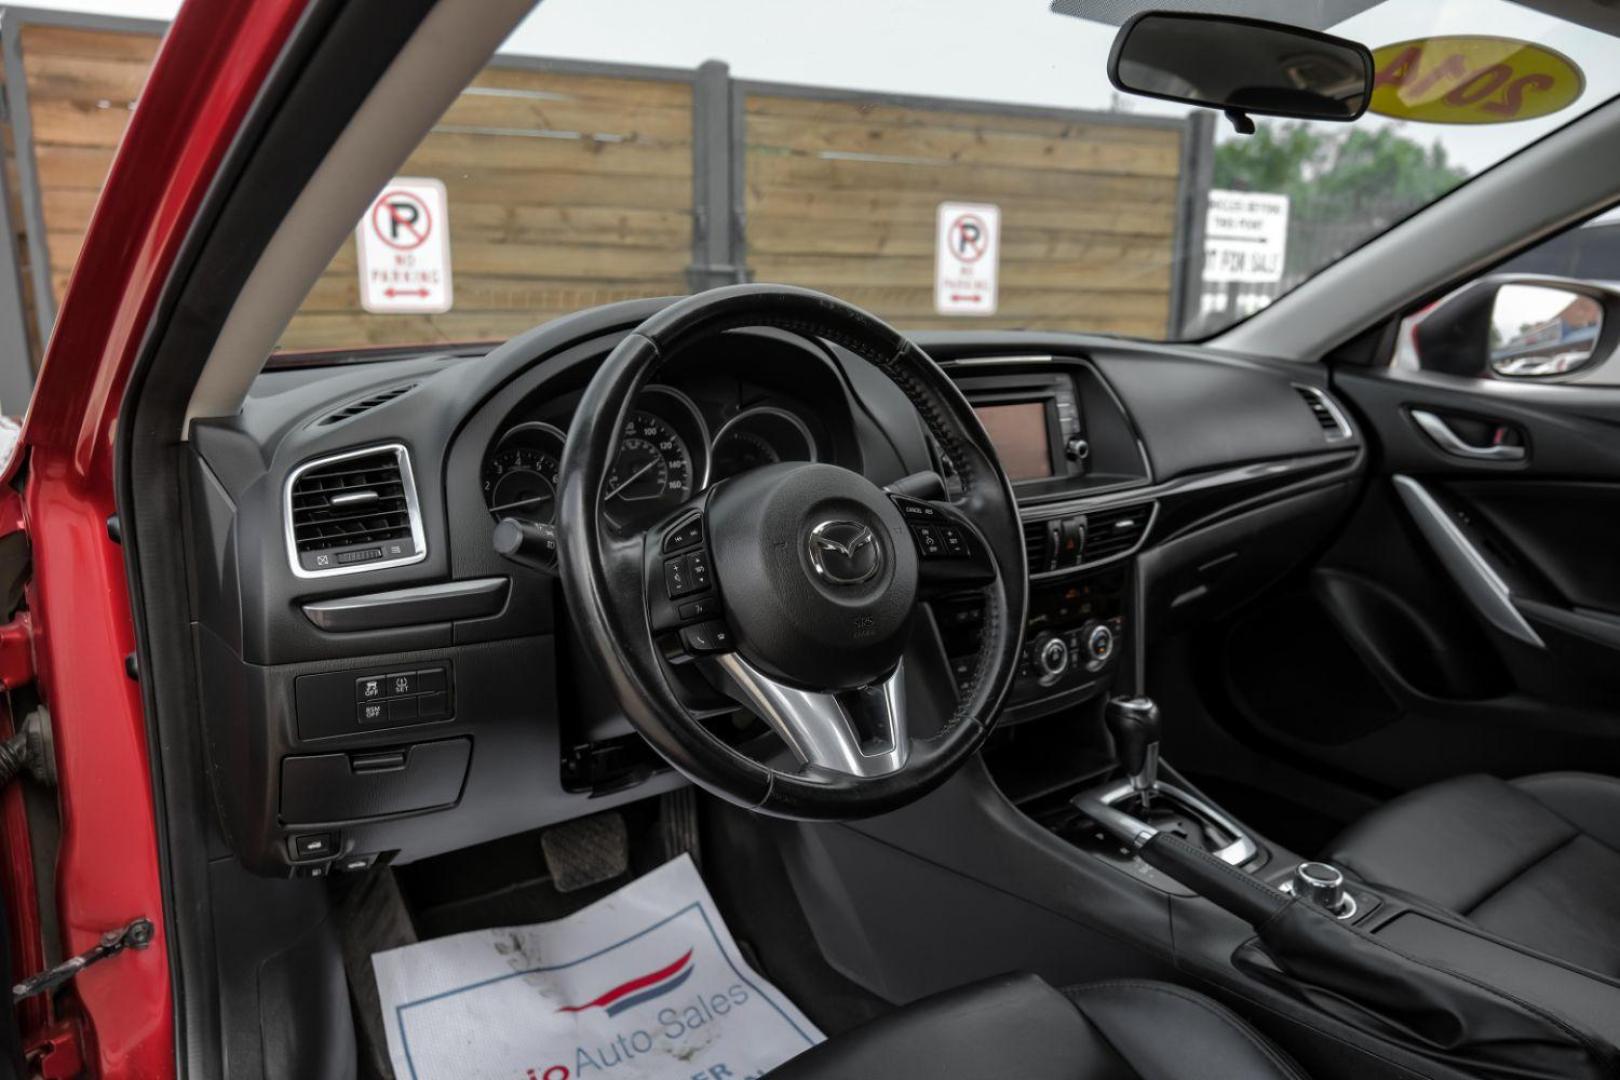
[556,950,695,1018]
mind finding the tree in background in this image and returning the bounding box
[1213,122,1468,283]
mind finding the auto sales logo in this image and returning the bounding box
[524,950,765,1079]
[555,950,695,1019]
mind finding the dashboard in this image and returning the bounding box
[184,297,1365,877]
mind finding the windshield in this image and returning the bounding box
[259,0,1618,353]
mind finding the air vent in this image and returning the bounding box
[1083,503,1152,563]
[317,383,417,426]
[285,445,425,576]
[1294,385,1352,441]
[1023,520,1050,571]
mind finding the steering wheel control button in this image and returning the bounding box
[662,516,704,553]
[679,596,718,622]
[892,495,941,521]
[686,550,712,590]
[939,525,967,557]
[664,556,696,597]
[356,675,389,702]
[290,833,335,861]
[680,621,734,654]
[912,524,943,559]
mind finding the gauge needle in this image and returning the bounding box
[604,459,657,501]
[487,493,553,514]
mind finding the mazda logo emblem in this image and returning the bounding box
[807,520,883,585]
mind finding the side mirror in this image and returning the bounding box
[1107,11,1373,133]
[1413,277,1612,380]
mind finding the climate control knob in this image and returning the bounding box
[1033,633,1071,684]
[1087,622,1115,664]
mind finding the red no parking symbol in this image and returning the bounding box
[947,213,989,263]
[371,189,434,251]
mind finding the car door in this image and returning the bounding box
[1216,257,1620,794]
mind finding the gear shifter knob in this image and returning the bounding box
[1106,696,1161,801]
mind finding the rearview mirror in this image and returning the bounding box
[1413,277,1611,381]
[1108,12,1373,131]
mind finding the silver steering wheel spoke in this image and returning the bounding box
[713,654,909,778]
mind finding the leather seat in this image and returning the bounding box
[1327,771,1620,977]
[769,974,1306,1079]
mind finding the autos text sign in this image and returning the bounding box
[935,201,1000,316]
[357,177,453,314]
[1203,190,1289,285]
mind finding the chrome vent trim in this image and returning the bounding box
[284,444,427,579]
[1293,385,1353,441]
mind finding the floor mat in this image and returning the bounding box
[372,854,823,1080]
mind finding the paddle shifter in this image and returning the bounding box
[1105,696,1161,809]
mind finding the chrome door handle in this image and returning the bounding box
[1411,409,1526,461]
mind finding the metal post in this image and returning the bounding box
[1169,110,1216,338]
[686,59,747,292]
[0,121,37,411]
[1,11,55,352]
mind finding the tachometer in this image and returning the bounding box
[483,422,565,525]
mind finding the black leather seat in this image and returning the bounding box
[769,974,1306,1079]
[1328,771,1620,977]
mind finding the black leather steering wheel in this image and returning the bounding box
[556,285,1027,818]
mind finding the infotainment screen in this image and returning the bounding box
[973,401,1053,481]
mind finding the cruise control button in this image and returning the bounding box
[664,556,695,598]
[939,525,967,557]
[680,620,734,654]
[913,525,943,559]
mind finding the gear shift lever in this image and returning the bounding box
[1105,696,1161,809]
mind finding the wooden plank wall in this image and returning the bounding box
[12,23,1189,353]
[744,94,1183,337]
[17,25,696,352]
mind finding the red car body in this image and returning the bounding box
[6,1,307,1073]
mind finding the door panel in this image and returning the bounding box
[1218,365,1620,795]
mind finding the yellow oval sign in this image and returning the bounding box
[1369,36,1583,124]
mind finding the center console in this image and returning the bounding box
[938,357,1154,721]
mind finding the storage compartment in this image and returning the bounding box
[280,737,471,825]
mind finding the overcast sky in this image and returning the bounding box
[19,0,1620,174]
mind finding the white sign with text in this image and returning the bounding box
[935,201,1001,315]
[1203,190,1289,284]
[357,177,453,314]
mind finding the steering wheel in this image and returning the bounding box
[556,285,1027,818]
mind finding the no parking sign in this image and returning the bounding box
[357,177,453,314]
[935,201,1000,316]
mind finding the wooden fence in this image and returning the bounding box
[0,9,1208,371]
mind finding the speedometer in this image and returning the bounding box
[605,410,694,528]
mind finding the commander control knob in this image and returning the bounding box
[1034,633,1070,683]
[1289,861,1356,920]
